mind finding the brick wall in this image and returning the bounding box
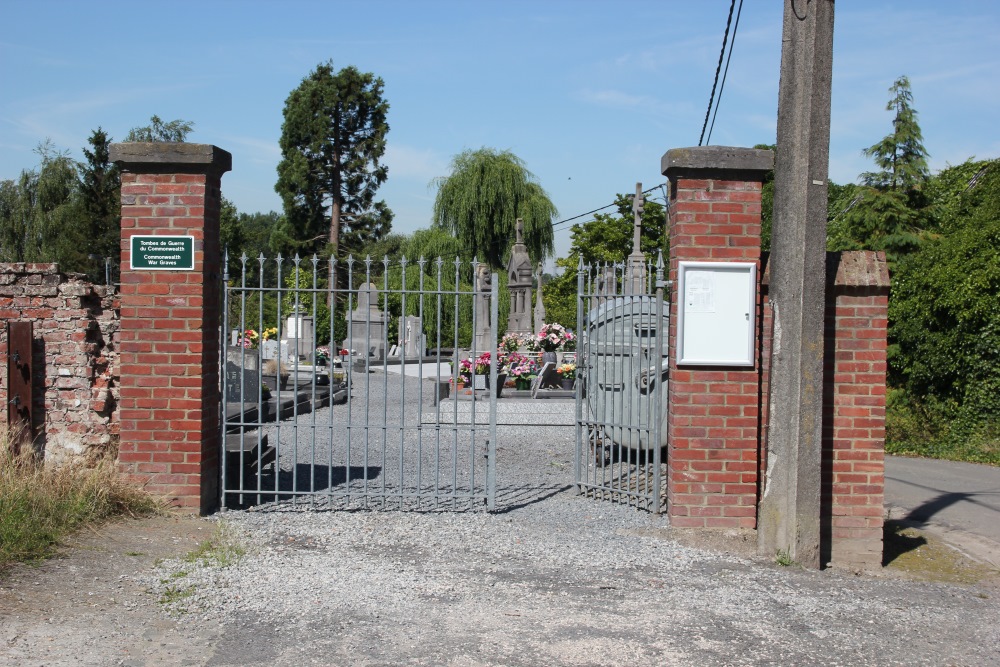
[0,264,118,463]
[662,147,773,528]
[111,143,231,514]
[822,251,889,569]
[661,147,888,569]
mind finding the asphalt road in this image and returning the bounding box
[885,454,1000,564]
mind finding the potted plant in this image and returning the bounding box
[262,358,290,391]
[241,328,260,349]
[506,353,538,391]
[535,323,574,387]
[499,333,524,354]
[556,362,576,390]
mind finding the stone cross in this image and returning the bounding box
[625,181,647,295]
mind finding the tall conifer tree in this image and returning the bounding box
[832,76,931,261]
[274,62,392,261]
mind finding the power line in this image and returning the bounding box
[551,186,663,230]
[699,0,737,146]
[705,0,744,145]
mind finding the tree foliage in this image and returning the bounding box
[432,148,556,269]
[860,76,930,191]
[831,76,932,262]
[77,128,121,281]
[886,159,1000,463]
[274,62,392,259]
[125,115,194,142]
[0,141,88,272]
[542,194,666,327]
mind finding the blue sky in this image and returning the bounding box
[2,1,999,258]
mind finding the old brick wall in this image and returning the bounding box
[759,251,889,570]
[0,264,118,462]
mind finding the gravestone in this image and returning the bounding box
[473,265,493,353]
[260,339,279,361]
[625,182,647,295]
[533,262,546,335]
[225,346,260,404]
[285,307,314,358]
[506,219,533,337]
[402,315,424,357]
[348,282,387,359]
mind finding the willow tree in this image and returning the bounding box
[432,148,556,269]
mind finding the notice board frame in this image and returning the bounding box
[676,261,756,367]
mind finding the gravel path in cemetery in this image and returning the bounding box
[2,372,999,666]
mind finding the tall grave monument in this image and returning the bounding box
[506,218,533,338]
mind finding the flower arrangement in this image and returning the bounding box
[536,323,574,352]
[241,329,260,349]
[314,345,331,365]
[522,334,541,352]
[474,351,492,375]
[556,363,576,380]
[499,333,524,354]
[456,358,473,385]
[261,327,279,341]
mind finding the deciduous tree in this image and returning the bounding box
[125,115,194,142]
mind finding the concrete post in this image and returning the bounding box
[757,0,835,568]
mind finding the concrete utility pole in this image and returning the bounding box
[757,0,835,569]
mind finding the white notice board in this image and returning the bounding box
[676,261,756,366]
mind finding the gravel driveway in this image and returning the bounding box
[3,373,999,666]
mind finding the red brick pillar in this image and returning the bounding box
[661,146,773,528]
[110,143,231,514]
[823,251,889,569]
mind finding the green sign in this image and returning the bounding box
[130,235,195,270]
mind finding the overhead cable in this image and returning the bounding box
[699,0,737,146]
[705,0,744,145]
[551,185,662,230]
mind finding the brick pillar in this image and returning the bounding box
[110,143,231,514]
[661,146,773,528]
[822,251,889,569]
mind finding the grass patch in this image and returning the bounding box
[775,549,795,567]
[883,521,999,585]
[0,432,160,571]
[183,521,246,568]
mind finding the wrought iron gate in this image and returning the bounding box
[574,254,669,513]
[220,253,498,511]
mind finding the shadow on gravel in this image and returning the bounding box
[883,519,928,566]
[493,484,574,513]
[225,465,381,508]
